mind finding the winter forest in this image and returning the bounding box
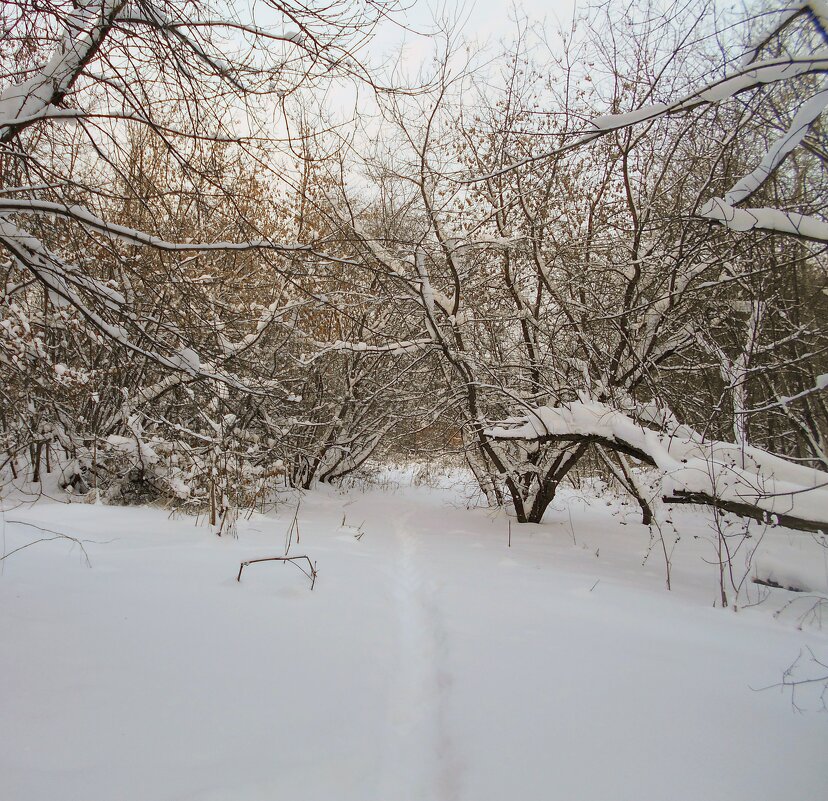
[2,1,828,798]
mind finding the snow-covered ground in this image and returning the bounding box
[2,470,827,800]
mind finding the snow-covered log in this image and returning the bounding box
[486,402,828,532]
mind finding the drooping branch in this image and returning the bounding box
[0,199,354,262]
[664,490,826,533]
[0,216,269,393]
[486,401,828,533]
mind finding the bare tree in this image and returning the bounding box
[0,0,399,382]
[476,1,827,528]
[0,0,438,515]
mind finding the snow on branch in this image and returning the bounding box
[305,337,436,361]
[0,199,344,259]
[696,201,828,242]
[749,374,828,412]
[468,50,828,181]
[486,401,828,532]
[0,0,127,141]
[740,1,828,65]
[486,3,828,244]
[696,79,828,241]
[0,216,266,393]
[467,0,828,249]
[724,85,828,206]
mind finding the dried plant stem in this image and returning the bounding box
[236,555,317,590]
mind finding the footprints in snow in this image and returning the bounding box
[378,515,461,801]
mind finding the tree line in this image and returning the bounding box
[1,0,825,532]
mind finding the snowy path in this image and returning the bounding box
[378,511,460,800]
[1,482,827,800]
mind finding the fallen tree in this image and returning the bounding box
[486,401,828,533]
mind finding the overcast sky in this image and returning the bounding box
[368,0,580,70]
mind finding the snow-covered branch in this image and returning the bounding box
[468,50,828,181]
[466,2,828,245]
[749,374,828,413]
[486,401,828,532]
[0,199,348,259]
[697,201,828,243]
[0,0,127,141]
[0,216,264,392]
[305,337,436,361]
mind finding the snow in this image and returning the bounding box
[0,1,121,135]
[591,103,668,130]
[681,50,828,107]
[315,337,434,356]
[1,476,827,800]
[171,346,202,374]
[477,42,828,184]
[0,199,308,254]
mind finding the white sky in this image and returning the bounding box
[246,0,584,151]
[367,0,579,71]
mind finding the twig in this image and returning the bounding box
[236,555,317,590]
[2,519,94,566]
[752,647,828,712]
[284,500,301,555]
[567,507,576,545]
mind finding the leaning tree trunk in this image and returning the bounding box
[523,444,589,523]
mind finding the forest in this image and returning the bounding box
[1,0,826,528]
[1,1,827,799]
